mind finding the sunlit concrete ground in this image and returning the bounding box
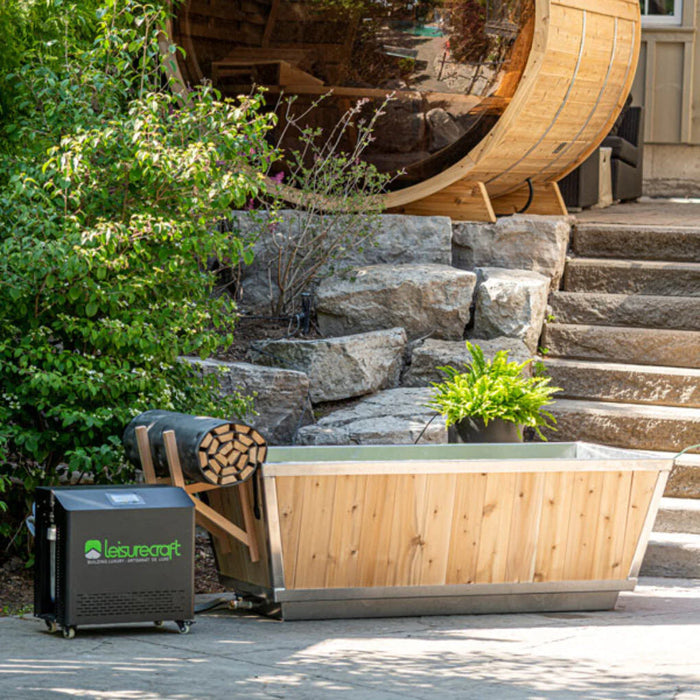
[575,197,700,227]
[0,578,698,699]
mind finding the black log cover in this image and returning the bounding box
[123,410,267,485]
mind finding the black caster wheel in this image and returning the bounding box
[44,620,58,633]
[62,626,76,639]
[153,621,164,627]
[176,620,191,635]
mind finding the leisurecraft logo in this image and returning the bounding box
[84,538,181,561]
[84,540,102,560]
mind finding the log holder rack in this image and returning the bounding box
[133,426,260,563]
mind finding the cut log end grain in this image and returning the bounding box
[195,421,268,487]
[219,442,234,457]
[125,411,269,488]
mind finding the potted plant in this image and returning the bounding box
[427,342,561,443]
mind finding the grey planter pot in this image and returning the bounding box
[448,417,523,443]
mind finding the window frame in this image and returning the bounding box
[640,0,683,26]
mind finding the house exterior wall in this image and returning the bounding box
[633,0,700,196]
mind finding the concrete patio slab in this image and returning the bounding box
[0,578,698,699]
[575,198,700,228]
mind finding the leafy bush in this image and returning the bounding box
[0,0,103,125]
[0,0,277,553]
[427,342,560,439]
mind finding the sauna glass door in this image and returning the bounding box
[173,0,535,189]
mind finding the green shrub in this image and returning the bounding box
[427,342,561,439]
[0,0,103,125]
[0,0,277,553]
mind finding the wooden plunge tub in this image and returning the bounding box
[169,0,641,221]
[206,442,671,620]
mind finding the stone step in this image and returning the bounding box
[664,452,700,500]
[542,323,700,369]
[543,358,700,408]
[640,532,700,578]
[296,387,447,445]
[654,498,700,535]
[563,258,700,296]
[549,292,700,331]
[544,399,700,453]
[573,223,700,262]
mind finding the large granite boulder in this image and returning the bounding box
[471,268,550,353]
[181,357,312,445]
[316,263,477,340]
[452,215,571,288]
[402,337,533,387]
[247,328,407,403]
[231,211,453,313]
[296,388,447,445]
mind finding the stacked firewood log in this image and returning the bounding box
[123,410,267,486]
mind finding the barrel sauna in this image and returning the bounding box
[170,1,641,221]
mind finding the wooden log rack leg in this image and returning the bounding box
[135,425,158,485]
[133,426,260,562]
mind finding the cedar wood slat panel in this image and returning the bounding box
[242,469,661,590]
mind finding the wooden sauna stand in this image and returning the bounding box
[209,442,671,620]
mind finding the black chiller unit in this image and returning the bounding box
[34,485,195,638]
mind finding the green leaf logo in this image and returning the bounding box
[84,539,102,559]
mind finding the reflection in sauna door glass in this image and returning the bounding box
[174,1,535,187]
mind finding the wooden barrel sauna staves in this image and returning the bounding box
[169,0,640,221]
